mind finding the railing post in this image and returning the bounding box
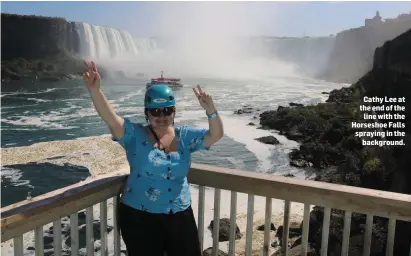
[363,214,373,256]
[321,207,331,256]
[385,218,396,256]
[53,219,62,256]
[282,200,290,256]
[86,206,94,256]
[341,211,352,256]
[228,191,237,256]
[34,226,44,256]
[113,197,121,256]
[245,194,254,256]
[70,212,79,256]
[263,197,272,256]
[198,185,205,252]
[301,203,310,255]
[100,201,108,256]
[13,236,23,256]
[212,188,221,256]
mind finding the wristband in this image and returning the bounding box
[207,110,218,119]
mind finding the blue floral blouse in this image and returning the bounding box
[112,118,210,214]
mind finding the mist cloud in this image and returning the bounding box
[99,2,298,80]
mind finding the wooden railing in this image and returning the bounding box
[1,163,411,256]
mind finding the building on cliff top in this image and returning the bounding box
[365,11,382,27]
[365,10,411,26]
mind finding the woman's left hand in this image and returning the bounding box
[193,85,216,113]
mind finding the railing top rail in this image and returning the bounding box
[188,164,411,221]
[1,163,411,242]
[1,171,128,218]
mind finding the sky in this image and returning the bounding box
[1,1,411,37]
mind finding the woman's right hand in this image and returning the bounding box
[83,60,101,91]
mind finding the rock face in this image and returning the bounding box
[255,136,280,145]
[1,13,80,60]
[208,218,242,242]
[260,29,411,255]
[202,247,228,256]
[373,27,411,76]
[256,223,276,231]
[320,13,411,83]
[233,105,254,115]
[275,222,302,246]
[0,13,106,82]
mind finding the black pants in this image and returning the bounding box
[119,203,202,256]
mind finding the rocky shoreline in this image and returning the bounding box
[1,55,85,83]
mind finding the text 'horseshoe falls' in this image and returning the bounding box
[74,22,157,59]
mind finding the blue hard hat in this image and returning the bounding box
[144,84,176,109]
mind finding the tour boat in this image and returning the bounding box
[146,71,183,88]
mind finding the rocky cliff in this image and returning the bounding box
[1,13,94,82]
[1,13,79,60]
[259,28,411,255]
[373,27,411,76]
[320,12,411,83]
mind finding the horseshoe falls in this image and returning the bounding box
[74,22,157,59]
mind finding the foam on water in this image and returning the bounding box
[1,88,60,96]
[0,167,26,185]
[1,116,79,130]
[193,114,277,172]
[112,89,144,103]
[191,111,311,179]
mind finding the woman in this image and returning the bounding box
[82,61,224,256]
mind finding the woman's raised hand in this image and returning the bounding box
[192,85,216,113]
[83,61,101,91]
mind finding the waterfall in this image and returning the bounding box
[74,22,156,59]
[72,21,335,78]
